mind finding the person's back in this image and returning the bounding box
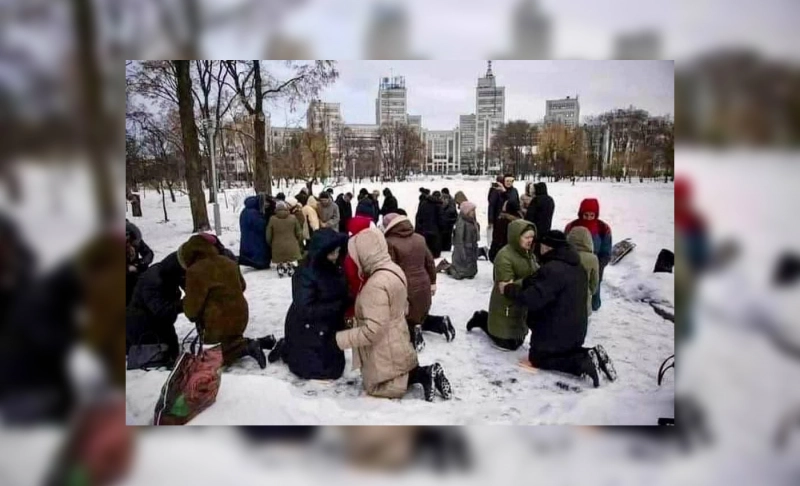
[336,194,353,233]
[283,229,348,380]
[567,227,600,316]
[565,198,612,311]
[447,202,479,280]
[239,196,269,269]
[267,203,302,265]
[383,215,436,328]
[489,200,521,262]
[525,182,554,235]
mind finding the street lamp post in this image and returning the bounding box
[205,118,222,236]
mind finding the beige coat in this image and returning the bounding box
[336,227,418,398]
[301,197,320,240]
[567,226,600,316]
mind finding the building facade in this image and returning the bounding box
[475,61,506,172]
[425,130,457,174]
[545,96,580,128]
[457,114,477,173]
[307,100,342,172]
[376,76,408,126]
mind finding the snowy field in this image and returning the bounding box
[125,177,675,425]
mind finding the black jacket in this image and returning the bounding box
[283,229,349,380]
[441,195,458,229]
[125,252,185,356]
[488,185,504,226]
[335,195,352,233]
[371,197,380,223]
[380,189,399,216]
[415,196,442,236]
[524,182,555,235]
[503,244,588,358]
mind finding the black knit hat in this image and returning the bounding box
[356,198,375,218]
[539,230,568,249]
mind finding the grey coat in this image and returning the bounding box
[319,201,340,231]
[447,213,479,280]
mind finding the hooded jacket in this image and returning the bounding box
[239,196,269,269]
[454,191,468,207]
[301,197,320,240]
[335,194,353,233]
[380,189,399,216]
[283,229,349,380]
[343,215,374,318]
[565,198,612,275]
[567,226,600,315]
[336,228,418,399]
[524,182,555,235]
[488,219,539,341]
[503,243,589,359]
[384,216,436,327]
[267,206,303,264]
[447,202,479,280]
[180,235,249,345]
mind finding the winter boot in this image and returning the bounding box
[245,339,267,369]
[593,344,617,382]
[478,247,490,261]
[277,263,287,278]
[258,334,277,350]
[583,349,601,388]
[409,365,435,402]
[286,262,297,278]
[431,363,453,400]
[435,259,451,273]
[466,311,488,332]
[268,338,285,363]
[412,326,426,353]
[443,316,456,342]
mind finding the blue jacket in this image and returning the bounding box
[238,196,269,269]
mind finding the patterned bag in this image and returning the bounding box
[153,335,223,426]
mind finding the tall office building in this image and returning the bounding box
[475,61,506,172]
[376,76,408,126]
[457,114,477,172]
[425,130,457,174]
[544,96,581,128]
[307,100,343,174]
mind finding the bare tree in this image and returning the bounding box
[379,123,423,181]
[223,60,338,194]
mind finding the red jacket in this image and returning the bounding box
[344,216,373,318]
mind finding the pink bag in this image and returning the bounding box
[153,342,223,426]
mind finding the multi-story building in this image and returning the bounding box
[457,114,477,173]
[407,114,422,133]
[269,126,303,152]
[475,61,506,172]
[307,100,342,172]
[425,130,457,174]
[376,76,408,126]
[545,96,580,128]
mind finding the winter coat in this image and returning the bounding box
[565,198,612,279]
[414,195,443,257]
[489,212,520,262]
[344,216,374,318]
[301,198,320,241]
[284,229,349,380]
[567,227,600,316]
[503,244,588,359]
[267,207,303,264]
[336,195,353,233]
[238,196,269,269]
[371,197,381,223]
[487,185,504,226]
[126,252,185,356]
[380,190,399,216]
[336,228,418,399]
[447,210,479,280]
[488,220,539,341]
[179,236,249,345]
[318,201,341,231]
[505,186,521,212]
[524,183,555,235]
[440,194,458,251]
[384,216,436,327]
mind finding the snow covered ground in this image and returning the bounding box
[125,177,675,425]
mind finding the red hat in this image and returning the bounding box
[578,198,600,217]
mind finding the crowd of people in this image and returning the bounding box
[126,174,622,410]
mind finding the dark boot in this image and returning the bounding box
[268,338,285,363]
[408,365,435,402]
[593,344,617,382]
[466,311,488,333]
[258,334,277,350]
[412,326,425,352]
[421,315,455,342]
[245,339,267,369]
[431,363,453,399]
[443,316,456,342]
[584,349,601,388]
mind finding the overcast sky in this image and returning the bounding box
[266,60,674,130]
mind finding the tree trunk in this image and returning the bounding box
[167,181,176,202]
[174,61,210,231]
[160,180,169,222]
[252,61,273,195]
[73,0,117,226]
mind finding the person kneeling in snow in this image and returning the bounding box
[439,201,480,281]
[269,229,350,380]
[383,213,456,351]
[179,234,274,369]
[498,230,617,387]
[335,227,453,402]
[565,198,612,311]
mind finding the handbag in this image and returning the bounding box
[153,329,223,425]
[126,332,172,370]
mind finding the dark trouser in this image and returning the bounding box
[126,271,139,307]
[407,365,428,388]
[220,336,248,366]
[441,226,454,252]
[421,315,446,334]
[424,232,442,258]
[529,348,590,377]
[469,311,523,351]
